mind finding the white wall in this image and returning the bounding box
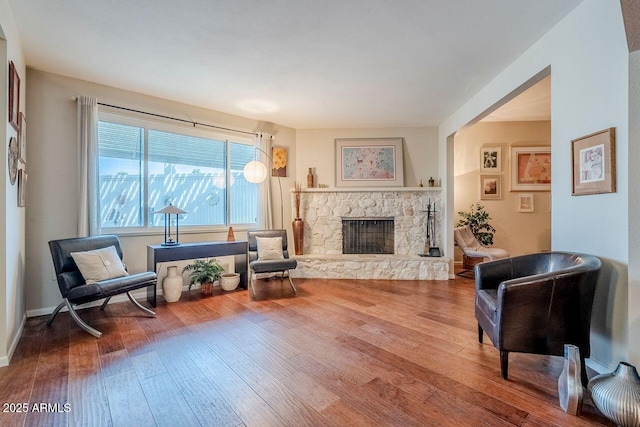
[628,50,640,367]
[296,127,439,189]
[25,69,296,316]
[440,0,630,371]
[0,0,27,366]
[454,121,551,259]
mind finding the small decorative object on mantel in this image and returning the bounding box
[227,226,235,242]
[588,361,640,427]
[183,259,224,297]
[307,167,315,188]
[419,179,424,187]
[428,177,435,187]
[162,266,183,303]
[155,203,187,246]
[558,344,583,416]
[292,181,304,255]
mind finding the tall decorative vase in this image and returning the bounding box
[292,218,304,255]
[558,344,583,415]
[307,168,314,188]
[162,266,183,303]
[588,362,640,427]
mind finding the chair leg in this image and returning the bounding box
[100,296,112,311]
[249,269,256,297]
[126,292,156,317]
[478,324,483,343]
[47,301,66,326]
[287,271,297,294]
[63,299,103,338]
[500,350,509,379]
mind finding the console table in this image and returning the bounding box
[146,241,248,307]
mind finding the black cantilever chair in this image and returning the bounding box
[247,230,297,297]
[48,235,157,338]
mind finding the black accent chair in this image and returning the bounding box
[475,252,601,384]
[247,230,297,297]
[48,235,157,338]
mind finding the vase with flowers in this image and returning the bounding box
[292,181,304,255]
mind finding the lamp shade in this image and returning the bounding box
[155,204,188,215]
[243,160,268,183]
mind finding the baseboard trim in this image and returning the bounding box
[0,314,26,367]
[586,358,611,376]
[26,288,152,318]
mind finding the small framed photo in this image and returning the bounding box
[480,147,501,172]
[8,61,20,132]
[571,128,616,196]
[18,113,26,163]
[517,193,534,213]
[271,146,287,177]
[480,175,501,200]
[17,169,27,207]
[510,146,551,191]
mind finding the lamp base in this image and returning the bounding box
[161,241,180,247]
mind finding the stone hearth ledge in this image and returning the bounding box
[290,254,450,280]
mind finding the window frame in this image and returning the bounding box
[98,109,257,236]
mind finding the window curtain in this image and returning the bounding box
[77,96,100,237]
[256,133,273,230]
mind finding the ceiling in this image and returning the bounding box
[481,75,551,122]
[8,0,578,129]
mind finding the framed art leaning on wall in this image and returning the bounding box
[571,128,616,196]
[335,138,404,187]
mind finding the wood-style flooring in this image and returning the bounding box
[0,274,613,426]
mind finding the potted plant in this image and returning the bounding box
[456,202,496,246]
[182,258,225,296]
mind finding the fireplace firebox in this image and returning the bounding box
[342,217,394,254]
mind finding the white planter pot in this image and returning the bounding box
[219,273,240,291]
[162,266,183,302]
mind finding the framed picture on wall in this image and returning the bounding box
[480,147,501,172]
[8,61,20,132]
[17,169,27,207]
[480,175,501,200]
[335,138,404,187]
[510,146,551,191]
[271,146,287,177]
[571,128,616,196]
[517,193,534,213]
[18,113,26,163]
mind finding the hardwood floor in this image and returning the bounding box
[0,274,613,426]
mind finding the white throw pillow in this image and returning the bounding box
[256,237,285,260]
[71,245,129,284]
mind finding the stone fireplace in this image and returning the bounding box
[297,188,441,255]
[289,188,449,281]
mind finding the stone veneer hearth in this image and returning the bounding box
[289,188,449,280]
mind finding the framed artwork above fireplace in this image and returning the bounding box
[335,137,404,187]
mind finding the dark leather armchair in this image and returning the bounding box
[475,252,601,383]
[247,230,297,297]
[48,235,157,338]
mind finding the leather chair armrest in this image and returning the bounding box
[475,258,513,291]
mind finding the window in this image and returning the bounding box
[97,114,257,231]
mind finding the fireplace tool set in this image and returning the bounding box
[419,200,441,257]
